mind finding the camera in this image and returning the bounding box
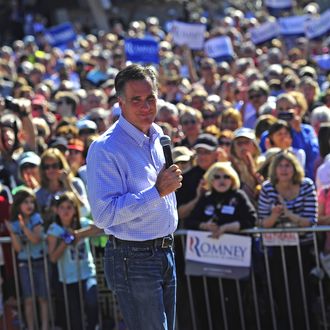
[61,231,75,245]
[4,96,20,114]
[278,111,294,121]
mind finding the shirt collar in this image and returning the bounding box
[118,115,161,147]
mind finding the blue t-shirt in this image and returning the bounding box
[11,213,45,261]
[47,217,96,284]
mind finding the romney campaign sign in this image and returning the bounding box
[185,230,252,279]
[125,38,159,64]
[305,9,330,39]
[170,21,206,50]
[44,22,77,48]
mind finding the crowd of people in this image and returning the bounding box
[0,0,329,329]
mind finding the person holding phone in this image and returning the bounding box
[260,92,319,179]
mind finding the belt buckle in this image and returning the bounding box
[161,236,173,248]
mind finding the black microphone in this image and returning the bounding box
[160,135,173,168]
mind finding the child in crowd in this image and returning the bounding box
[5,188,48,330]
[47,192,101,330]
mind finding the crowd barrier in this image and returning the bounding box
[1,226,330,330]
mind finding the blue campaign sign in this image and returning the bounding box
[45,22,77,48]
[125,38,159,64]
[278,15,309,36]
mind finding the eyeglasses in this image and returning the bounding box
[219,140,232,147]
[249,94,262,100]
[203,113,217,120]
[56,98,71,106]
[235,138,252,146]
[213,174,231,180]
[181,119,197,126]
[42,163,61,170]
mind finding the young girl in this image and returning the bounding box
[47,192,101,330]
[5,188,49,330]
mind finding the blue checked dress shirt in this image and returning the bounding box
[86,116,178,241]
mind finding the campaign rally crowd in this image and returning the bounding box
[0,0,330,329]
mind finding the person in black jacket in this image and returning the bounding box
[184,162,257,330]
[185,161,257,234]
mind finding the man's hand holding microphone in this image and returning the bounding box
[156,135,183,197]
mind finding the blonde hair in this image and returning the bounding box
[40,148,74,188]
[289,90,308,116]
[219,108,243,128]
[268,150,304,186]
[179,106,203,123]
[204,162,240,190]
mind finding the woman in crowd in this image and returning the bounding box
[185,162,257,330]
[177,106,203,149]
[258,150,317,330]
[36,148,90,228]
[230,127,264,205]
[266,120,306,169]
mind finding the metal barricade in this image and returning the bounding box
[2,227,330,330]
[175,227,330,330]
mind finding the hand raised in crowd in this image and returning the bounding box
[22,171,40,190]
[155,164,182,197]
[18,214,25,229]
[59,169,71,186]
[196,178,207,199]
[271,203,284,219]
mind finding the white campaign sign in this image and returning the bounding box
[170,21,206,50]
[204,36,234,59]
[262,232,299,246]
[265,0,293,9]
[249,21,280,44]
[305,9,330,39]
[278,15,309,35]
[185,230,252,267]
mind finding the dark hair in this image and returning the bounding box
[268,120,292,145]
[318,123,330,158]
[54,192,81,230]
[11,188,38,220]
[114,64,158,98]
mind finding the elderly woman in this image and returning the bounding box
[258,150,317,330]
[185,162,256,329]
[185,161,256,235]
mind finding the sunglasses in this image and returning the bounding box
[249,94,262,100]
[213,174,231,180]
[219,140,232,147]
[203,113,217,120]
[42,163,61,170]
[182,119,197,126]
[57,98,72,106]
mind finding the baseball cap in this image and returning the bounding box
[194,133,218,151]
[31,94,46,106]
[67,138,85,152]
[233,127,256,140]
[18,151,41,167]
[49,136,68,150]
[76,119,97,132]
[172,146,194,163]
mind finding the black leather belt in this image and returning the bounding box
[108,234,174,249]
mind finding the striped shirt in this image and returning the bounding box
[86,115,178,241]
[258,178,317,225]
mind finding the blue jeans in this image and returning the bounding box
[104,239,177,330]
